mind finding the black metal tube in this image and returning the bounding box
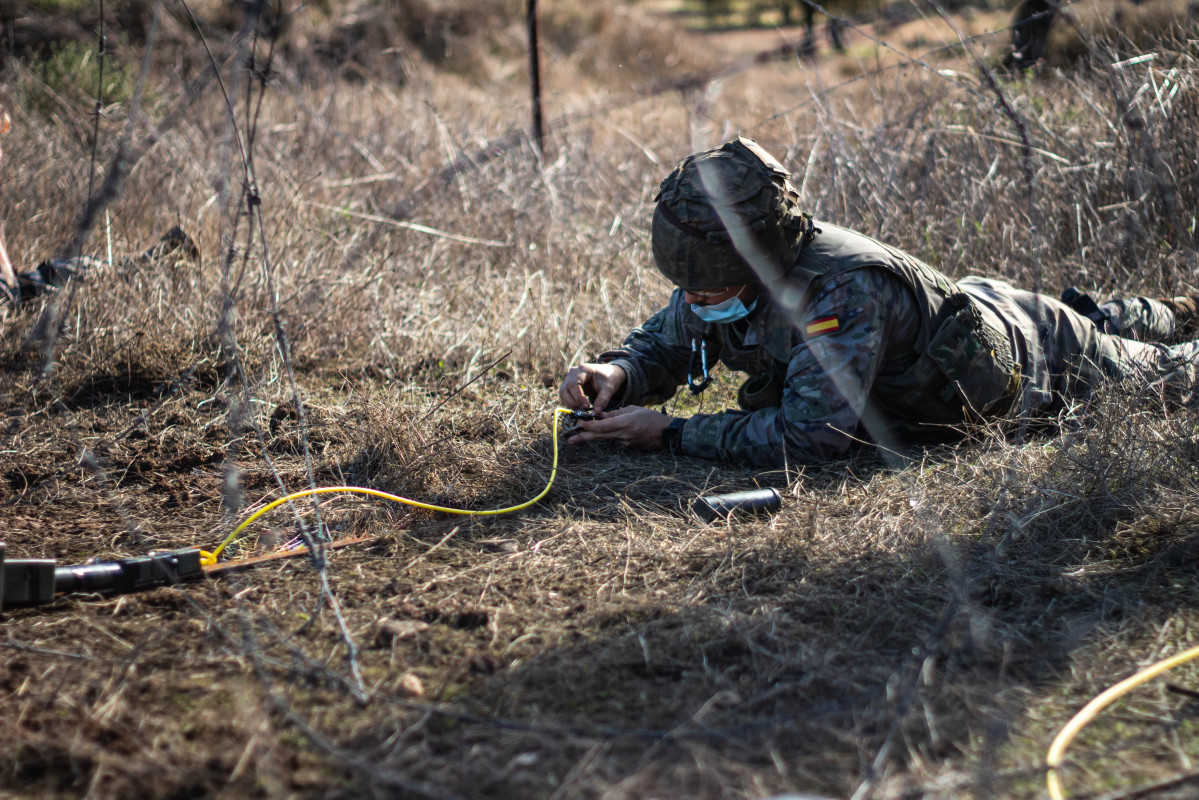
[694,488,783,523]
[1,546,204,612]
[54,563,124,594]
[0,543,58,609]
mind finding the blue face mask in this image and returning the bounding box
[690,295,757,324]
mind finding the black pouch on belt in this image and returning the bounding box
[738,370,784,411]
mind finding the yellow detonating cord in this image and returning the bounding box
[201,407,570,567]
[1046,643,1199,800]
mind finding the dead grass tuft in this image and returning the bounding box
[1048,0,1199,68]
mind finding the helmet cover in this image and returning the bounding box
[651,136,808,291]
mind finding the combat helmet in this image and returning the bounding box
[652,136,811,292]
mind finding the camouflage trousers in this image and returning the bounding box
[1098,296,1178,342]
[0,256,103,305]
[960,277,1199,414]
[0,227,198,306]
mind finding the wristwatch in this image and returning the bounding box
[661,416,686,454]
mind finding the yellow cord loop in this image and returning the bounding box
[1046,643,1199,800]
[201,407,570,567]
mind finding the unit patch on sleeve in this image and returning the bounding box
[805,315,841,337]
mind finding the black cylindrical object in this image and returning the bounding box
[0,547,206,611]
[693,488,782,523]
[54,563,125,594]
[55,549,204,596]
[0,543,58,609]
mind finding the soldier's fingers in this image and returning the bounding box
[563,383,588,409]
[567,425,620,444]
[559,368,590,409]
[567,414,645,446]
[577,416,635,439]
[558,383,578,408]
[566,429,597,445]
[592,382,617,413]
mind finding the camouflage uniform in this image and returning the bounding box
[0,227,198,306]
[601,221,1199,468]
[1097,296,1178,342]
[0,256,102,305]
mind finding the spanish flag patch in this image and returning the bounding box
[805,316,841,337]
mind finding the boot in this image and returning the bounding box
[1156,294,1199,340]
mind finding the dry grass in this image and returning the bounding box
[2,1,1199,798]
[1047,0,1199,68]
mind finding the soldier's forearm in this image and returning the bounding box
[680,406,858,467]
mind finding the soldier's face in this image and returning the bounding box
[684,284,757,306]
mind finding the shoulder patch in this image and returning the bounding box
[805,315,840,337]
[640,310,665,333]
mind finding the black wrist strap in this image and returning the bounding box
[661,417,686,454]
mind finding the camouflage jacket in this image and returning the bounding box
[600,222,1021,467]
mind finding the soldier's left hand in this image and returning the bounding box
[566,406,672,450]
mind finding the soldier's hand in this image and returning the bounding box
[559,363,626,413]
[567,406,672,450]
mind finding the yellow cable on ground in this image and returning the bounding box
[201,407,570,567]
[1046,643,1199,800]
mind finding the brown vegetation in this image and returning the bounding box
[1,1,1199,798]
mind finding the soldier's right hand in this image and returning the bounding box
[559,363,626,414]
